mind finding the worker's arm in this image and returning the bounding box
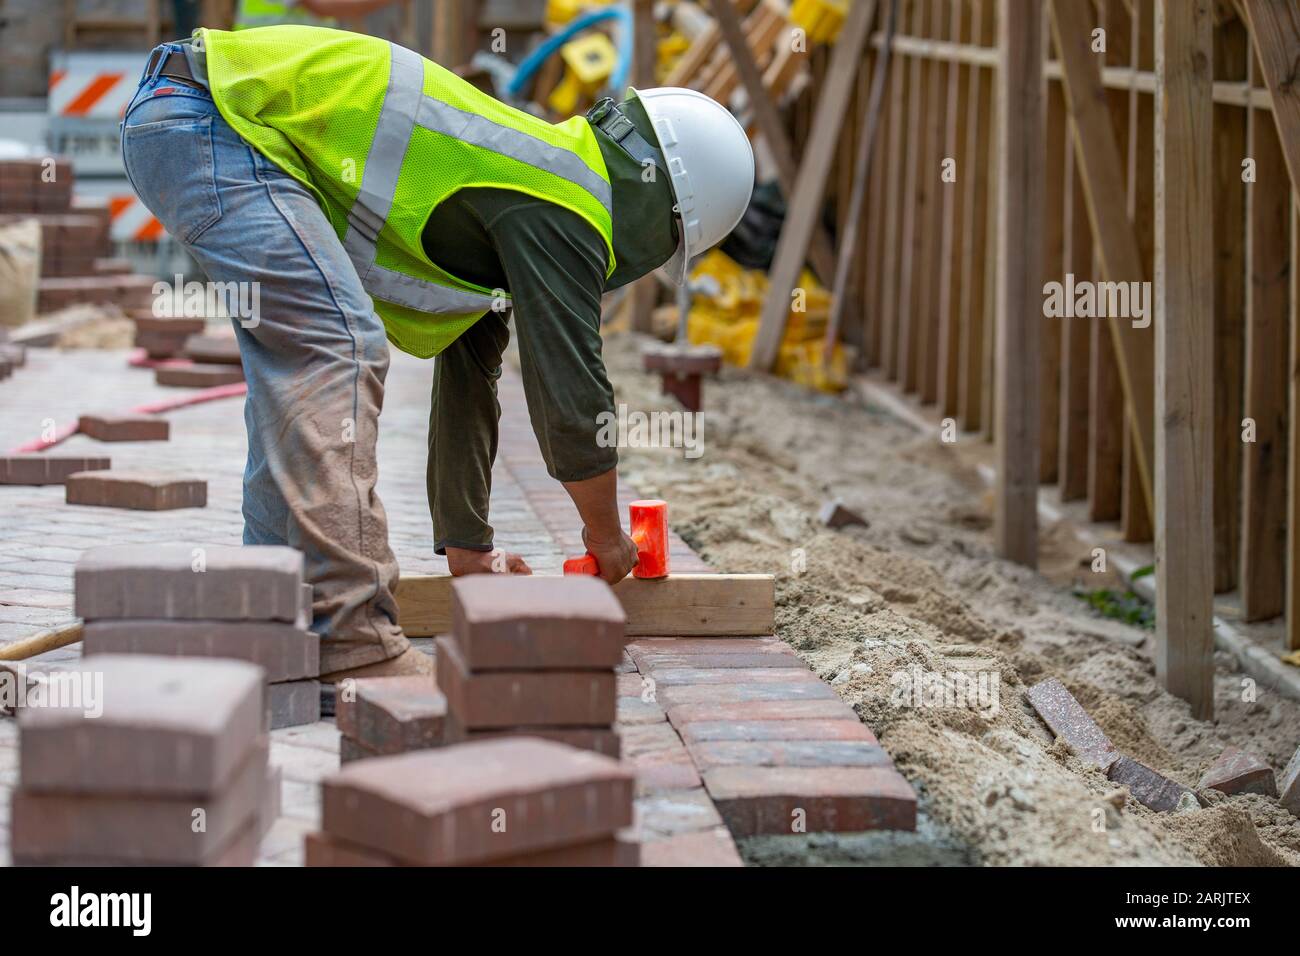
[490,199,638,585]
[295,0,396,18]
[428,307,531,576]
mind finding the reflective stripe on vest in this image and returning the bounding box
[342,43,613,315]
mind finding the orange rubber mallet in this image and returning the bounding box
[563,499,669,579]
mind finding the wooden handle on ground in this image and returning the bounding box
[0,622,83,661]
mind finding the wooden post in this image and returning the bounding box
[1291,197,1300,651]
[1154,0,1214,720]
[993,0,1043,567]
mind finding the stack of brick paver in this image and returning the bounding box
[153,332,246,388]
[131,312,206,360]
[75,544,320,728]
[0,157,160,313]
[10,654,278,866]
[437,575,625,758]
[306,737,638,866]
[336,675,447,763]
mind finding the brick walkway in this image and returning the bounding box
[0,346,912,866]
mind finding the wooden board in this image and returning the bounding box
[1039,71,1067,484]
[748,0,878,371]
[707,0,837,283]
[1153,0,1215,721]
[879,3,914,381]
[1050,0,1156,517]
[1211,15,1249,591]
[894,0,929,393]
[1241,77,1290,622]
[993,0,1044,567]
[957,0,996,431]
[395,574,777,638]
[1058,133,1093,501]
[935,0,971,417]
[1291,198,1300,651]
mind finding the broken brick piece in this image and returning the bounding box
[74,544,304,623]
[11,739,268,864]
[156,363,245,387]
[19,654,264,797]
[1197,747,1278,797]
[436,636,616,728]
[65,470,206,510]
[77,414,169,442]
[702,765,918,836]
[267,679,321,729]
[450,575,626,670]
[1026,677,1119,769]
[320,738,634,865]
[335,676,446,755]
[82,619,318,683]
[1107,756,1197,813]
[0,454,110,486]
[819,500,869,529]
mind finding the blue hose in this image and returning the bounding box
[506,3,635,100]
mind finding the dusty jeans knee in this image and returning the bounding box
[121,54,408,671]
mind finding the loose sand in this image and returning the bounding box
[602,333,1299,866]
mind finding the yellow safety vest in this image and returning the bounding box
[200,25,616,357]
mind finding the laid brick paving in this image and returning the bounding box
[0,345,913,866]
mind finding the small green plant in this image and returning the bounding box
[1073,564,1155,629]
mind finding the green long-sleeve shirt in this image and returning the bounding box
[421,99,679,553]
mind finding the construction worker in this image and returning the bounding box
[233,0,397,30]
[119,26,754,681]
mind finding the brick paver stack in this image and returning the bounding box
[336,675,447,762]
[306,737,637,866]
[76,544,320,728]
[155,332,247,388]
[10,654,278,865]
[132,313,206,361]
[437,575,625,758]
[0,158,156,313]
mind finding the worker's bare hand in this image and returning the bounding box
[582,527,638,585]
[446,547,532,576]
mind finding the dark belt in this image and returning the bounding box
[146,48,198,85]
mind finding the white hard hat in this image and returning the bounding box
[628,86,756,285]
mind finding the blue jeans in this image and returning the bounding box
[121,45,408,671]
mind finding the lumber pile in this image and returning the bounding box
[307,738,637,866]
[76,544,321,728]
[10,654,279,865]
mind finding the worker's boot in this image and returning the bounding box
[320,646,433,684]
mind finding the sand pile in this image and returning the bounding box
[602,332,1299,866]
